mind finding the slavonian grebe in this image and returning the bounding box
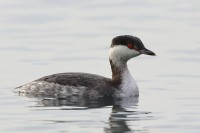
[15,35,155,99]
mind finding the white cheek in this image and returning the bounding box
[109,45,140,61]
[129,49,140,57]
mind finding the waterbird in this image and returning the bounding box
[15,35,156,99]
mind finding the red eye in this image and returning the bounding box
[127,44,134,49]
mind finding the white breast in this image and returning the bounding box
[118,69,139,97]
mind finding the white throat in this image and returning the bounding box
[119,68,139,97]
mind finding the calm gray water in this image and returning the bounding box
[0,0,200,133]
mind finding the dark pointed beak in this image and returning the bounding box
[140,48,156,56]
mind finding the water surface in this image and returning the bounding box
[0,0,199,133]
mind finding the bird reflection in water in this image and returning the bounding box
[105,97,138,133]
[34,96,150,133]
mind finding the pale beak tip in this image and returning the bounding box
[140,49,156,56]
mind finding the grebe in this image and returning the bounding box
[15,35,155,99]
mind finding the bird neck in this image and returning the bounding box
[109,58,129,84]
[109,58,139,97]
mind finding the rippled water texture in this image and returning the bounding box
[0,0,199,133]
